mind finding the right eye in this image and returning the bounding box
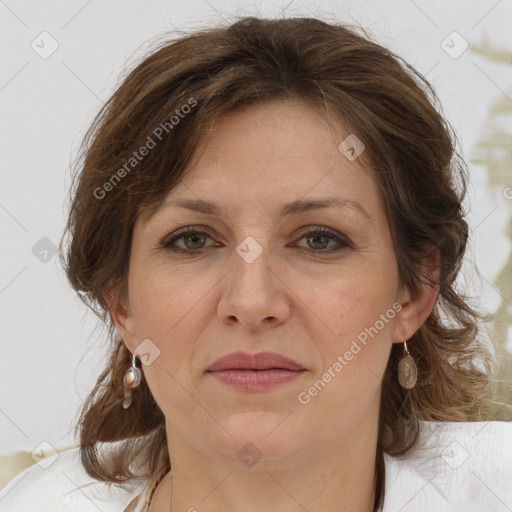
[160,227,221,253]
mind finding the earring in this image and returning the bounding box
[398,340,417,389]
[122,353,142,409]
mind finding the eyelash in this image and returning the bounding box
[159,225,352,255]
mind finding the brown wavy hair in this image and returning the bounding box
[60,16,498,510]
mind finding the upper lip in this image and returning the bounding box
[206,351,306,372]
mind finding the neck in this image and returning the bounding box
[150,418,380,512]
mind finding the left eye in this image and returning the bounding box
[160,227,351,253]
[295,228,350,252]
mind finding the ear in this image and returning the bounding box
[391,248,440,344]
[103,279,139,352]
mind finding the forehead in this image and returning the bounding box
[141,99,382,222]
[192,99,355,169]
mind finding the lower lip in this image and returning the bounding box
[206,369,305,391]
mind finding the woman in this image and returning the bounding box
[1,15,510,512]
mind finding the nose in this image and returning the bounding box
[217,243,291,330]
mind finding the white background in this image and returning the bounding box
[1,0,511,456]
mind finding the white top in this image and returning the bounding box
[1,421,511,511]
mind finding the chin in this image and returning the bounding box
[206,411,308,467]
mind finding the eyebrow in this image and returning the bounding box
[163,197,373,221]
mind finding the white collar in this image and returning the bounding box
[1,421,510,511]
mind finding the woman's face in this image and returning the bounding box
[114,99,423,467]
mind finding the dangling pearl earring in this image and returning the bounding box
[398,340,417,389]
[122,353,141,409]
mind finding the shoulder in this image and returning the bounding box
[383,420,512,512]
[0,446,148,511]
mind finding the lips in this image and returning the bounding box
[206,351,306,392]
[206,351,305,372]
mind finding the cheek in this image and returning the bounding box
[339,285,396,338]
[315,263,397,339]
[299,280,395,419]
[307,264,398,393]
[126,270,205,403]
[130,271,204,414]
[129,263,202,339]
